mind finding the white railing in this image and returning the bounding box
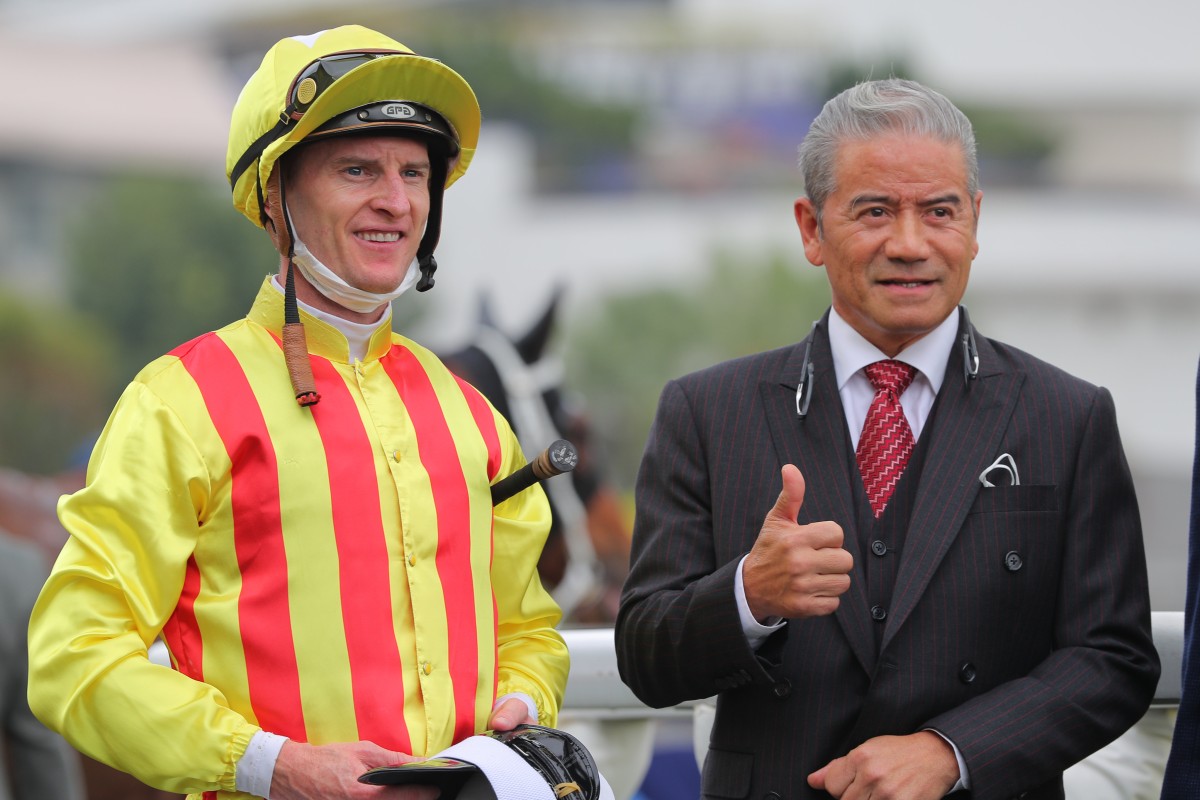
[560,610,1185,715]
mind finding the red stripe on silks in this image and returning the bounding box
[161,555,204,681]
[307,358,412,753]
[454,377,502,481]
[453,377,504,704]
[176,334,307,740]
[383,347,479,743]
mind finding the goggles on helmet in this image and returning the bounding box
[281,51,390,123]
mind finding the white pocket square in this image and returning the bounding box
[979,453,1020,488]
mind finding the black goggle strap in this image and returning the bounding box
[230,117,292,193]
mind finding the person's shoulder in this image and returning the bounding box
[984,335,1103,399]
[124,333,216,387]
[131,318,255,385]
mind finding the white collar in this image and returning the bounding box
[828,307,960,393]
[269,274,391,363]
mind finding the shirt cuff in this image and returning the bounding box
[494,692,539,723]
[736,555,786,649]
[924,728,970,792]
[236,730,288,798]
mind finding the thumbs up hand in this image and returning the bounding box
[742,464,853,622]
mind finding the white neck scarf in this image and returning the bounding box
[287,209,420,315]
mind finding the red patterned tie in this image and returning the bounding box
[857,360,917,518]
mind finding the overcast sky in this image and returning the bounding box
[680,0,1200,103]
[5,0,1200,104]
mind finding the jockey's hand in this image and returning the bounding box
[270,740,439,799]
[488,696,536,731]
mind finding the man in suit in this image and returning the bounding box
[1160,356,1200,799]
[615,78,1160,799]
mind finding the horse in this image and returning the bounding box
[440,291,631,625]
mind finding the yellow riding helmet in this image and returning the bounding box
[226,25,481,230]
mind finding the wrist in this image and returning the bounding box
[237,730,288,798]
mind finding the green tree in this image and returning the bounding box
[65,172,276,386]
[563,249,830,489]
[0,290,116,472]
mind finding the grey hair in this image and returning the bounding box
[799,78,978,227]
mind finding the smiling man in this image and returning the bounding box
[616,78,1159,799]
[26,26,568,800]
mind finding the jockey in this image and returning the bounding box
[27,25,568,800]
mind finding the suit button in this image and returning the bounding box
[772,679,791,698]
[1004,551,1024,572]
[870,605,887,621]
[959,661,977,684]
[871,540,888,556]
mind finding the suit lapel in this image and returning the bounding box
[760,318,876,674]
[880,324,1025,653]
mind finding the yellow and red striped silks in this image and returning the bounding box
[28,279,568,798]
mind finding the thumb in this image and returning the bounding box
[367,745,422,768]
[807,764,828,789]
[769,464,806,523]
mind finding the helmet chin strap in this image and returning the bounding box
[275,173,321,407]
[415,151,448,292]
[416,253,437,292]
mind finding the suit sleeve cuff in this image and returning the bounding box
[924,728,970,792]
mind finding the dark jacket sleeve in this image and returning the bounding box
[615,378,781,707]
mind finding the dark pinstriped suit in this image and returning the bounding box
[615,311,1159,800]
